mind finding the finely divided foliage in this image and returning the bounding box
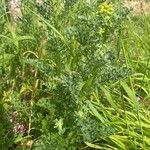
[0,0,150,150]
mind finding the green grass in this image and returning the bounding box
[82,13,150,150]
[122,14,150,74]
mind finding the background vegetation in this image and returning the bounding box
[0,0,150,149]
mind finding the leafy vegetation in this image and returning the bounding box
[0,0,150,149]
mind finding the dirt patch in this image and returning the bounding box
[123,0,150,15]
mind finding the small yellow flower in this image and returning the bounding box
[98,2,113,15]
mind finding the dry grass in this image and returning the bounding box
[123,0,150,15]
[8,0,22,21]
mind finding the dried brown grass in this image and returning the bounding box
[8,0,22,21]
[123,0,150,15]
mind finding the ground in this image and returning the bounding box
[123,0,150,15]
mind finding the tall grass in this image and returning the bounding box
[85,12,150,150]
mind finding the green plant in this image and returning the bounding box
[1,0,150,149]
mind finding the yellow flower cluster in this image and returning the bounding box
[98,2,113,15]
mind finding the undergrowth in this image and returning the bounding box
[0,0,150,150]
